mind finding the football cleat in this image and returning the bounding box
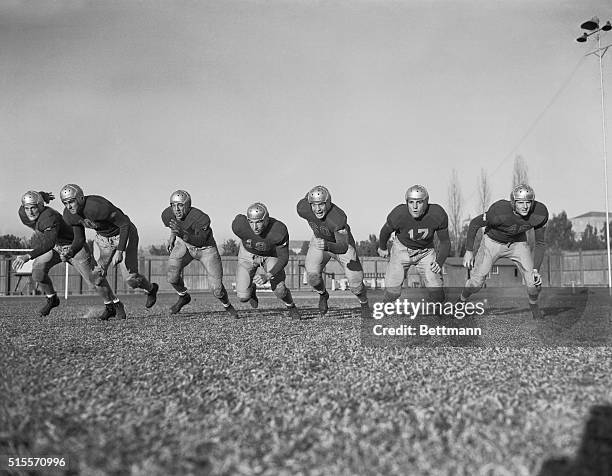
[529,302,543,320]
[170,293,191,315]
[248,287,259,309]
[145,283,159,309]
[287,305,301,320]
[360,301,371,319]
[39,294,60,317]
[225,304,241,319]
[98,303,117,321]
[318,290,329,316]
[115,301,127,320]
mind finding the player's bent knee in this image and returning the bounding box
[307,272,322,288]
[428,288,445,303]
[238,294,251,302]
[212,284,226,299]
[384,287,402,302]
[167,271,182,286]
[31,269,47,283]
[273,282,288,300]
[349,281,364,296]
[466,276,486,290]
[126,274,144,288]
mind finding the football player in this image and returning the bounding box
[12,190,125,319]
[297,186,370,318]
[60,184,158,311]
[161,190,239,317]
[232,202,301,319]
[377,185,450,304]
[459,184,549,319]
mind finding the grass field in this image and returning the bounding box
[1,288,611,475]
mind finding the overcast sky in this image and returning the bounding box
[1,0,611,247]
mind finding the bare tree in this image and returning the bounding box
[477,168,491,214]
[447,169,464,256]
[512,155,529,188]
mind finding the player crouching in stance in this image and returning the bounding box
[232,203,301,319]
[162,190,239,317]
[13,191,124,319]
[459,184,548,319]
[297,186,370,318]
[60,184,158,316]
[378,185,450,307]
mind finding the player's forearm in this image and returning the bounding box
[29,229,59,259]
[268,247,289,276]
[69,226,86,256]
[378,223,393,250]
[533,228,546,270]
[465,215,486,251]
[435,233,451,267]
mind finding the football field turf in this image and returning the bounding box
[1,288,611,475]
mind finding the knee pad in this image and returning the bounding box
[307,272,322,288]
[384,287,402,302]
[31,268,47,284]
[465,276,486,292]
[428,288,445,303]
[527,285,541,300]
[126,274,145,288]
[273,282,288,300]
[167,269,182,286]
[212,284,226,299]
[349,281,365,296]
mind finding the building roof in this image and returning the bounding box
[571,211,609,220]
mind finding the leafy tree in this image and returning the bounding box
[220,238,240,256]
[0,234,28,250]
[447,169,464,256]
[512,155,529,188]
[298,241,309,255]
[578,224,605,250]
[545,211,576,251]
[149,244,170,256]
[356,234,379,257]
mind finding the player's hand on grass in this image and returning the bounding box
[312,238,326,251]
[533,269,542,286]
[430,261,441,274]
[12,254,30,271]
[463,250,474,269]
[377,247,389,259]
[111,250,124,267]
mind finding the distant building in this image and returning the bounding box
[570,212,611,240]
[289,240,308,255]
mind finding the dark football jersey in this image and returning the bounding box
[62,195,130,238]
[386,203,448,249]
[296,198,356,247]
[232,215,289,257]
[19,206,73,258]
[161,206,216,248]
[484,200,548,244]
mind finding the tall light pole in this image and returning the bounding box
[577,17,612,291]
